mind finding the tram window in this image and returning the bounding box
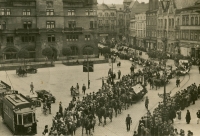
[23,113,32,124]
[33,113,35,122]
[18,114,22,125]
[14,113,17,124]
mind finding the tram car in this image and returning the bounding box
[2,93,37,135]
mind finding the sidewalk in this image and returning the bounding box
[0,56,106,67]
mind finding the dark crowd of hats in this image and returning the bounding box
[45,71,147,135]
[133,83,200,136]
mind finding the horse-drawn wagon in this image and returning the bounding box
[130,84,147,103]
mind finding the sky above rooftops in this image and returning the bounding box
[97,0,149,4]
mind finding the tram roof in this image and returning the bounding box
[4,94,31,107]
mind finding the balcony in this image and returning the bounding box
[180,25,200,30]
[15,28,39,34]
[63,27,83,33]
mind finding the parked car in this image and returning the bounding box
[26,66,37,74]
[35,90,56,103]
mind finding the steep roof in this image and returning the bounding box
[129,0,137,9]
[97,3,110,10]
[130,2,149,15]
[174,0,197,9]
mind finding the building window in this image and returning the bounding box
[1,9,5,15]
[172,19,174,27]
[186,16,189,25]
[66,35,78,41]
[6,9,10,15]
[48,34,55,42]
[46,9,54,16]
[111,12,115,16]
[7,37,13,43]
[23,21,32,29]
[1,9,10,15]
[85,10,89,16]
[46,21,55,29]
[182,17,185,25]
[195,17,198,25]
[169,19,171,27]
[0,21,6,30]
[68,10,75,16]
[94,21,97,28]
[85,35,90,41]
[90,21,94,29]
[23,9,30,16]
[22,36,35,42]
[89,10,93,16]
[105,12,108,17]
[177,18,179,25]
[98,12,102,16]
[194,33,197,40]
[191,17,194,25]
[68,21,76,28]
[190,32,193,40]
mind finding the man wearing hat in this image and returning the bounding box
[125,114,132,131]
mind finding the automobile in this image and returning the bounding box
[35,90,56,103]
[26,94,41,107]
[26,66,37,74]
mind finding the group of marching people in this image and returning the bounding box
[46,69,148,135]
[134,83,200,136]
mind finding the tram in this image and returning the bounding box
[2,93,37,135]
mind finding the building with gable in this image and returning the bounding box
[97,3,117,44]
[0,0,98,60]
[129,1,149,48]
[156,0,197,57]
[145,0,159,51]
[176,0,200,58]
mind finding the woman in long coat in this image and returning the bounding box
[185,110,191,124]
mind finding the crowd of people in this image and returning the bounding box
[134,83,200,136]
[40,46,200,136]
[42,67,148,135]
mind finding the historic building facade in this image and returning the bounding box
[0,0,98,60]
[135,12,146,48]
[97,3,117,43]
[156,0,197,57]
[129,1,148,48]
[177,1,200,58]
[145,0,158,50]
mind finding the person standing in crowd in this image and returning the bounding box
[30,82,34,94]
[47,101,51,114]
[196,110,200,124]
[185,110,191,124]
[43,125,48,136]
[145,96,149,110]
[199,65,200,74]
[102,77,104,87]
[88,80,90,89]
[177,108,182,124]
[59,102,63,117]
[118,70,121,79]
[82,84,86,95]
[125,114,132,132]
[176,78,180,87]
[130,64,134,74]
[76,83,79,94]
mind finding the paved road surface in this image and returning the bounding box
[0,58,200,136]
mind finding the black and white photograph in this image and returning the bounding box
[0,0,200,135]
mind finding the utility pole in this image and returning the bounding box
[87,54,89,89]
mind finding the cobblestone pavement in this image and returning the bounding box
[0,56,200,136]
